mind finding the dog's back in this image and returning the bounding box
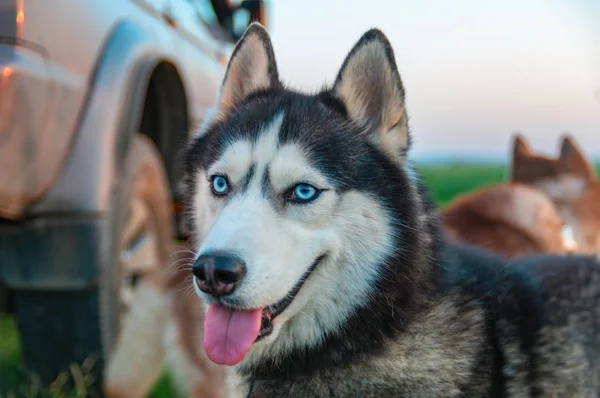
[508,253,600,394]
[437,244,600,396]
[442,183,568,258]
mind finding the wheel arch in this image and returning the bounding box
[137,61,189,199]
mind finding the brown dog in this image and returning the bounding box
[442,182,570,258]
[443,132,599,259]
[104,243,226,398]
[511,133,600,255]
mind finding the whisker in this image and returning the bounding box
[164,258,195,275]
[175,277,196,295]
[166,269,194,282]
[169,248,198,258]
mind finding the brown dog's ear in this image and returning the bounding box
[512,133,532,159]
[509,132,533,182]
[217,23,281,116]
[332,29,409,161]
[558,134,596,181]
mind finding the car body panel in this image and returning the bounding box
[0,0,231,218]
[0,0,239,290]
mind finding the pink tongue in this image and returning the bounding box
[203,304,263,366]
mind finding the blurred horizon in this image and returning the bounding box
[263,0,600,162]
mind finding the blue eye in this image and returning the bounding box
[289,184,320,203]
[211,176,229,196]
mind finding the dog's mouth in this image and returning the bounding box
[256,255,325,341]
[201,255,325,367]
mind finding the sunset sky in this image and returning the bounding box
[264,0,600,162]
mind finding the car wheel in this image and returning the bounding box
[15,134,175,392]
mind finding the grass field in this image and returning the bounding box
[0,163,594,397]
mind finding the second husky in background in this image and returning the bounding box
[441,133,593,258]
[511,134,600,255]
[442,181,570,258]
[104,248,226,398]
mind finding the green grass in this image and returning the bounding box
[148,376,175,398]
[419,163,600,207]
[0,312,173,398]
[0,163,596,397]
[419,164,507,207]
[0,315,22,396]
[0,315,100,398]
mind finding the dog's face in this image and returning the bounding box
[510,134,600,254]
[181,24,418,368]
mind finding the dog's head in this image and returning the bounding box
[510,133,600,254]
[181,23,423,369]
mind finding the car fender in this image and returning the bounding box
[30,21,178,215]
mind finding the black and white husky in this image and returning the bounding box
[182,23,600,397]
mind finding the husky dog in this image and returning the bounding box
[511,134,600,255]
[178,23,600,397]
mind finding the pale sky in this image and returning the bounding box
[264,0,600,161]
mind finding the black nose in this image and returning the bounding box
[192,252,247,297]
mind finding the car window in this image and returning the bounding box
[184,0,259,43]
[186,0,218,24]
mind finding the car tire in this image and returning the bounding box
[15,134,175,392]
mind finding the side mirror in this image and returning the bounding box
[231,1,266,41]
[210,0,266,43]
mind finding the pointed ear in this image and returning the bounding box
[332,29,408,160]
[217,23,281,116]
[560,134,586,161]
[558,134,595,180]
[509,132,533,181]
[512,133,532,159]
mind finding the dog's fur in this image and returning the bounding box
[510,134,600,255]
[442,182,571,258]
[173,23,600,397]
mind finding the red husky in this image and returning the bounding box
[510,134,600,255]
[442,133,600,258]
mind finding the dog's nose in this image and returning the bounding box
[192,252,247,297]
